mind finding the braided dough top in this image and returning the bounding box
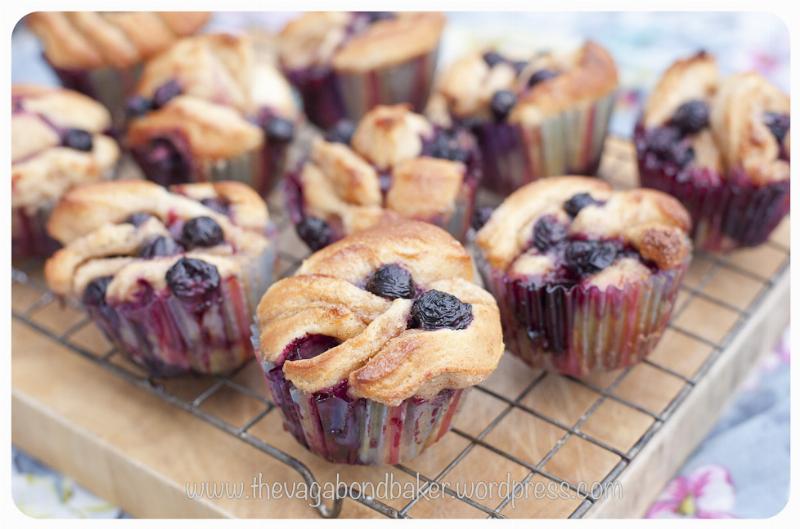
[256,221,504,407]
[12,85,119,210]
[27,12,209,69]
[279,12,444,72]
[476,176,691,278]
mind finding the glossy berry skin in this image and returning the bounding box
[142,138,191,186]
[265,116,295,143]
[139,236,183,259]
[180,216,224,249]
[166,257,221,301]
[471,206,494,231]
[426,131,468,163]
[482,51,506,68]
[563,193,602,218]
[410,290,473,331]
[645,126,695,168]
[365,264,415,300]
[325,120,357,144]
[126,95,152,118]
[62,128,93,151]
[125,212,153,227]
[527,69,559,88]
[490,90,517,121]
[532,216,568,251]
[296,216,331,251]
[82,276,112,306]
[671,100,709,135]
[764,112,790,143]
[152,80,182,109]
[564,240,618,276]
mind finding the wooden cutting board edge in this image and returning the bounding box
[587,266,789,518]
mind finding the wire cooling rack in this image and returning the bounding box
[11,138,790,518]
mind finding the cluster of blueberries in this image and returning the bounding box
[481,51,561,122]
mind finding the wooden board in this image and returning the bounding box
[11,139,790,518]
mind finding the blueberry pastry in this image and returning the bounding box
[429,41,618,195]
[256,220,503,464]
[126,33,300,196]
[285,105,480,250]
[636,52,789,252]
[44,180,276,376]
[12,85,120,258]
[26,12,209,123]
[474,177,691,376]
[278,12,445,128]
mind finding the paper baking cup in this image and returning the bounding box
[286,46,439,129]
[475,248,687,377]
[12,204,60,259]
[49,59,142,128]
[263,360,464,465]
[469,92,616,196]
[85,240,276,377]
[634,125,790,252]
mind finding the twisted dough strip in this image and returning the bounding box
[257,221,504,406]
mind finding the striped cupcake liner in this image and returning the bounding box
[263,359,464,465]
[285,46,439,129]
[634,124,790,252]
[48,58,142,129]
[469,92,616,196]
[475,247,687,377]
[12,204,60,259]
[85,241,276,377]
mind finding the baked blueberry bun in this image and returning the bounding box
[44,180,276,376]
[279,12,445,129]
[12,85,120,258]
[636,52,789,252]
[125,33,300,196]
[285,104,480,250]
[26,12,209,123]
[429,41,618,195]
[256,220,503,465]
[474,177,691,377]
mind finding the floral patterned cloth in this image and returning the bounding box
[11,11,790,519]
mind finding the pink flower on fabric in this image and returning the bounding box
[647,465,735,519]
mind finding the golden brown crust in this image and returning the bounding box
[475,176,692,273]
[256,221,503,406]
[332,13,445,72]
[44,180,271,300]
[27,12,209,70]
[12,85,118,209]
[643,51,719,128]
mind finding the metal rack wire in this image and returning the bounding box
[11,139,790,519]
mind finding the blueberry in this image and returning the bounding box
[140,138,190,186]
[490,90,517,121]
[409,290,473,331]
[82,276,112,306]
[671,100,709,135]
[296,216,331,251]
[511,60,529,74]
[482,51,506,68]
[126,95,152,118]
[646,126,682,158]
[125,212,153,227]
[426,130,469,162]
[200,197,230,215]
[527,69,559,88]
[471,206,494,231]
[532,215,568,251]
[139,236,183,259]
[265,116,295,143]
[564,240,618,276]
[324,119,357,144]
[764,112,790,144]
[365,264,415,300]
[563,193,602,218]
[62,128,93,151]
[166,257,220,300]
[152,80,182,109]
[180,216,224,249]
